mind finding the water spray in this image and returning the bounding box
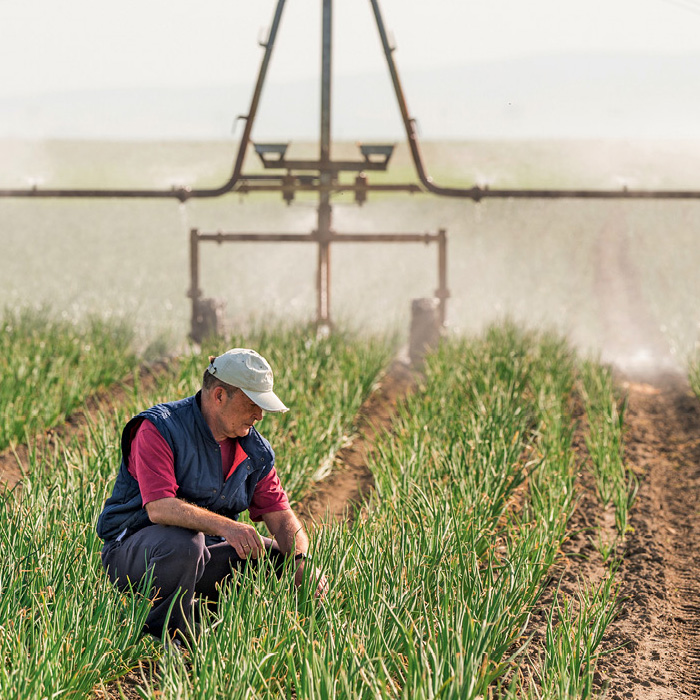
[2,0,700,350]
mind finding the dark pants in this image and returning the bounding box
[101,525,285,639]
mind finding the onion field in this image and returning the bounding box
[0,309,641,699]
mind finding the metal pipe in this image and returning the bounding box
[0,186,192,201]
[189,229,200,299]
[0,0,288,202]
[199,0,287,198]
[6,181,700,201]
[193,226,448,329]
[317,0,334,326]
[196,231,441,243]
[368,0,435,192]
[256,158,392,172]
[436,228,448,325]
[458,187,700,201]
[188,228,201,326]
[320,0,332,169]
[235,182,423,194]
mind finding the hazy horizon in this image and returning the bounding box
[2,1,700,142]
[2,50,700,143]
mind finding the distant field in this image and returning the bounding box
[1,138,700,368]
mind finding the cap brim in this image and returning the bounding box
[241,388,289,413]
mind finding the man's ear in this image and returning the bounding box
[209,355,216,364]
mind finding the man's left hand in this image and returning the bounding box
[295,560,329,600]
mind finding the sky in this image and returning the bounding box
[1,0,700,139]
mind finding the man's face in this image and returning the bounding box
[216,387,263,439]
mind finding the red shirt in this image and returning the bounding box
[127,419,290,521]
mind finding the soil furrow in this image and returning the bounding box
[597,372,700,699]
[296,358,416,527]
[0,360,173,490]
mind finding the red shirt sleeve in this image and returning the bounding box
[248,467,290,522]
[127,420,289,519]
[127,419,178,505]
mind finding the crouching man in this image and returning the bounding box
[96,348,327,641]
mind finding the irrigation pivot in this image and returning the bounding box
[3,0,700,338]
[186,0,449,337]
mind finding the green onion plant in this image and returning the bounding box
[1,319,629,699]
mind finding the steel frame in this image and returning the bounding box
[189,228,448,335]
[2,0,700,335]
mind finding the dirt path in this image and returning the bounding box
[0,361,172,490]
[595,372,700,699]
[296,359,416,526]
[6,352,700,699]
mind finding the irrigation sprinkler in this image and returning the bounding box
[3,0,700,340]
[188,228,448,341]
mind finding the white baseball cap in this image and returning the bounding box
[207,348,289,413]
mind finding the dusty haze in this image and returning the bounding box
[1,139,698,374]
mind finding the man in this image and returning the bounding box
[97,348,327,641]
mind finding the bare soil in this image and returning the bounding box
[295,358,417,527]
[594,371,700,698]
[0,360,172,490]
[3,358,700,698]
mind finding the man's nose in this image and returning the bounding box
[253,405,263,421]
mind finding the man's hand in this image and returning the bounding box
[262,509,328,598]
[145,497,265,559]
[222,520,266,559]
[294,560,329,600]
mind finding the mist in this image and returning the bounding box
[1,139,699,376]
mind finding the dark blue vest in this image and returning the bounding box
[96,392,276,542]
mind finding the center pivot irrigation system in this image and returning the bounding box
[2,0,700,342]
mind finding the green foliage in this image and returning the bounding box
[579,360,637,538]
[0,456,154,699]
[519,577,618,700]
[0,306,137,451]
[0,319,627,699]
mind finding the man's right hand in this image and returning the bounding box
[223,520,266,559]
[146,497,265,559]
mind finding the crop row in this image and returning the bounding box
[0,313,394,699]
[0,312,633,698]
[0,307,137,452]
[150,325,621,698]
